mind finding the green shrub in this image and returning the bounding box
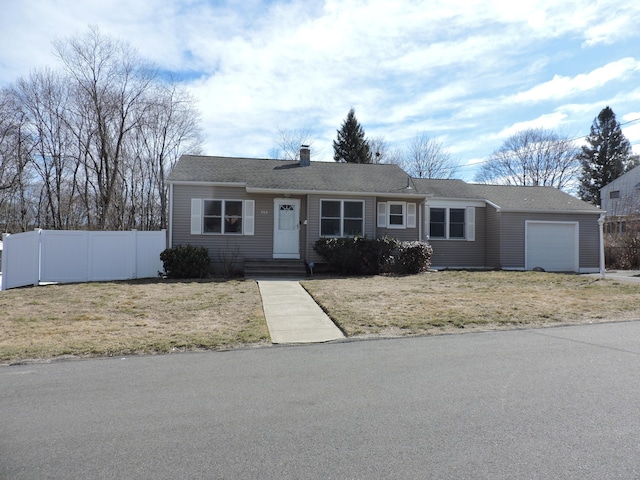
[160,245,210,279]
[313,236,397,275]
[397,241,433,274]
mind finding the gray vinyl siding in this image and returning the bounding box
[485,205,501,268]
[172,185,306,269]
[499,212,600,270]
[577,214,601,269]
[429,207,486,268]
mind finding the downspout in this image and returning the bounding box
[168,183,174,248]
[419,200,423,242]
[598,213,605,279]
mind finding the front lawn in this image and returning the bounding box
[2,271,639,364]
[301,271,640,337]
[0,278,269,364]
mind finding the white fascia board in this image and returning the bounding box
[167,181,248,188]
[497,208,603,215]
[484,199,502,211]
[427,198,486,208]
[246,187,427,199]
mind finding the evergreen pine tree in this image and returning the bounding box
[578,106,634,205]
[333,108,371,163]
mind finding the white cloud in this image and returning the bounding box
[2,0,640,171]
[497,112,568,138]
[510,58,640,104]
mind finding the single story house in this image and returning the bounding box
[167,148,603,274]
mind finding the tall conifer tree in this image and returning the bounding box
[333,108,371,163]
[578,106,635,205]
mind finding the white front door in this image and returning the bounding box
[273,199,300,259]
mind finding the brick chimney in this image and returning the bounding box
[300,145,311,167]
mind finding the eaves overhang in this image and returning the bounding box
[494,208,603,215]
[246,187,428,199]
[167,180,247,188]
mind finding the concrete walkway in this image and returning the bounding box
[257,279,345,344]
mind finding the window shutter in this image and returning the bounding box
[377,202,387,228]
[407,203,416,228]
[244,200,255,235]
[190,199,202,235]
[466,207,475,241]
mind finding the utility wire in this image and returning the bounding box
[454,116,640,173]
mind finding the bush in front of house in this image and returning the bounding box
[313,236,398,275]
[160,245,210,279]
[397,240,433,274]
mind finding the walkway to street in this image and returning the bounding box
[256,279,345,344]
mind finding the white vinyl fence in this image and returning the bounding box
[1,229,166,291]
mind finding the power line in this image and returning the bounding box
[455,116,640,173]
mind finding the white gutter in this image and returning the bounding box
[246,187,427,199]
[168,181,247,188]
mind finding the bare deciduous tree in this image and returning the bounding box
[53,26,156,229]
[392,132,459,178]
[475,128,580,191]
[271,127,317,160]
[0,27,202,233]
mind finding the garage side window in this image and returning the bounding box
[429,207,473,240]
[449,208,465,238]
[429,208,446,238]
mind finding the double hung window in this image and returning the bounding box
[429,207,469,239]
[320,200,364,237]
[203,200,243,234]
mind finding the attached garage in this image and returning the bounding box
[526,221,579,272]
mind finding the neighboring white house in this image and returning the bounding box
[0,240,3,273]
[600,165,640,217]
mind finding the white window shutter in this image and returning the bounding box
[377,202,387,228]
[244,200,255,235]
[407,203,416,228]
[190,198,202,235]
[466,206,475,241]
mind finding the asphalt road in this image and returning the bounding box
[2,321,640,479]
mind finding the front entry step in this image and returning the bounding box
[244,259,307,278]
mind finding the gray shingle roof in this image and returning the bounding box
[168,155,422,196]
[412,178,480,199]
[413,178,600,212]
[468,184,600,212]
[169,155,601,213]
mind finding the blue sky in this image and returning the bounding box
[1,0,639,181]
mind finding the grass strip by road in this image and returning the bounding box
[301,271,640,337]
[0,278,269,364]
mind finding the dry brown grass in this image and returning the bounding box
[3,271,640,365]
[0,278,269,364]
[302,271,640,337]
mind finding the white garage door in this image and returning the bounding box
[526,222,579,272]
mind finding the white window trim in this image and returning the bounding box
[427,206,475,241]
[377,201,417,229]
[320,199,365,237]
[387,201,406,229]
[190,198,254,236]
